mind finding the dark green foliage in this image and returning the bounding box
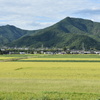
[0,92,99,100]
[0,25,37,46]
[1,17,100,50]
[0,50,3,54]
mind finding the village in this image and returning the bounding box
[0,46,100,55]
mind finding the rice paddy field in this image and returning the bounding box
[0,54,100,100]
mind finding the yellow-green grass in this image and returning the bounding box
[22,57,100,61]
[30,54,100,58]
[0,57,19,60]
[0,54,50,62]
[0,54,100,99]
[0,54,45,61]
[0,62,100,93]
[17,54,100,62]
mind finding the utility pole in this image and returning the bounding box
[82,42,85,51]
[41,44,44,50]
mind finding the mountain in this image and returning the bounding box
[8,17,100,50]
[0,25,37,46]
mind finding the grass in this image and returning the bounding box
[0,54,50,62]
[33,54,100,58]
[0,92,100,100]
[0,54,100,99]
[19,57,100,62]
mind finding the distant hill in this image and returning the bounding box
[0,25,37,46]
[8,17,100,50]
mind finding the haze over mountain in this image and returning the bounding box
[1,17,100,50]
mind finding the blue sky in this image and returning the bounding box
[0,0,100,30]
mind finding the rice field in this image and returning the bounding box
[0,54,42,61]
[21,57,100,63]
[0,57,19,60]
[0,54,100,100]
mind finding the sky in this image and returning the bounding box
[0,0,100,30]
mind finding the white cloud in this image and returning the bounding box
[0,0,100,30]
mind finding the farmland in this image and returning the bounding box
[0,54,100,100]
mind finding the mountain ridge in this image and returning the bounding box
[0,24,38,46]
[1,17,100,50]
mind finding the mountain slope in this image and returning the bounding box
[0,25,37,46]
[10,33,100,50]
[6,17,100,50]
